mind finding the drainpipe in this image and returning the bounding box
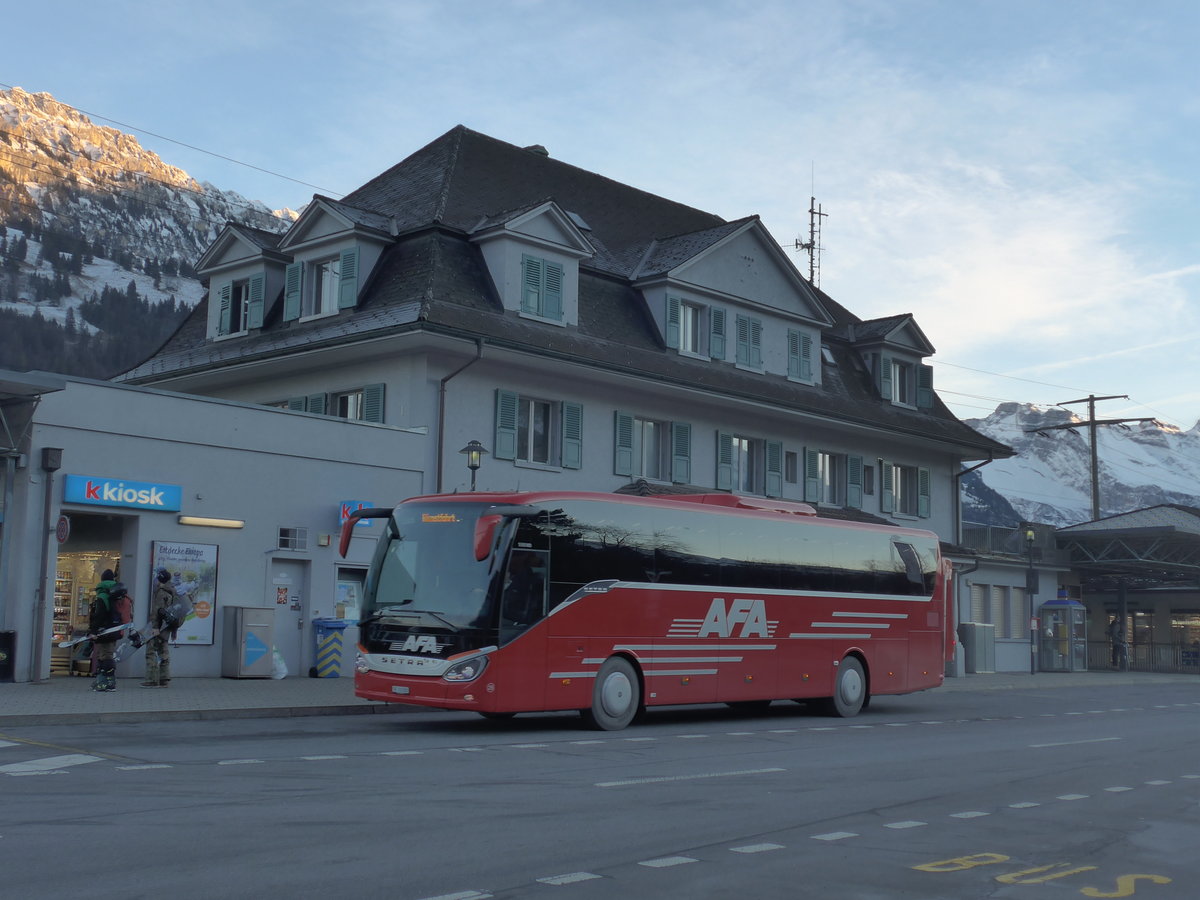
[435,341,484,493]
[953,456,994,545]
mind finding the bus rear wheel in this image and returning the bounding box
[825,657,867,717]
[581,656,640,731]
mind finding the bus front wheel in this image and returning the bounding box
[581,656,641,731]
[826,657,867,717]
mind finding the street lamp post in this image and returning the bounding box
[459,440,488,492]
[1025,527,1038,675]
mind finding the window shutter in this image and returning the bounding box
[735,316,749,365]
[337,247,359,309]
[283,262,302,321]
[306,393,327,415]
[709,307,726,359]
[880,459,895,513]
[247,274,265,329]
[671,422,691,484]
[917,364,934,408]
[665,296,681,349]
[494,389,518,460]
[561,401,583,469]
[846,455,864,509]
[749,318,763,367]
[521,255,542,314]
[918,466,931,518]
[803,447,820,502]
[543,262,563,320]
[879,354,893,401]
[217,282,232,335]
[362,383,385,423]
[800,334,813,380]
[613,411,634,476]
[765,440,783,498]
[286,397,305,411]
[787,330,801,378]
[716,432,734,491]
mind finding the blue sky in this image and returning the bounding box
[8,0,1200,428]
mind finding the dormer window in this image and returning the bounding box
[283,247,360,323]
[217,273,264,335]
[868,352,935,409]
[521,254,563,320]
[665,296,726,359]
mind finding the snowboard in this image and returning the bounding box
[113,598,193,663]
[57,622,128,648]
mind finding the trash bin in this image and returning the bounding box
[311,618,349,678]
[0,631,14,682]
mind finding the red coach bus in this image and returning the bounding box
[341,491,953,730]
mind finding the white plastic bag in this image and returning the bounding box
[271,647,288,679]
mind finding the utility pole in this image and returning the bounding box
[1026,394,1156,521]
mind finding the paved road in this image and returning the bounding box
[2,681,1197,899]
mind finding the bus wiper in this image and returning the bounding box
[359,601,414,625]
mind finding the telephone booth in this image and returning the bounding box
[1038,597,1088,672]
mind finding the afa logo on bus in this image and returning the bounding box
[698,598,773,638]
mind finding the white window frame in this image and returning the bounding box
[303,256,341,319]
[517,395,557,466]
[631,415,670,481]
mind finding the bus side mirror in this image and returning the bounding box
[475,514,502,561]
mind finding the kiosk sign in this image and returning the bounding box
[63,474,182,511]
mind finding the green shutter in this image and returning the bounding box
[614,411,634,476]
[765,440,783,498]
[749,318,762,367]
[735,316,749,365]
[788,330,801,378]
[306,393,327,415]
[543,262,563,320]
[880,459,895,513]
[665,296,681,349]
[846,455,863,509]
[879,354,893,401]
[286,397,305,411]
[800,334,813,380]
[247,273,265,329]
[918,467,931,518]
[362,383,385,423]
[494,389,518,460]
[803,448,820,502]
[561,402,582,469]
[917,364,934,408]
[521,255,542,313]
[671,422,691,484]
[337,247,359,309]
[217,282,232,335]
[716,432,734,491]
[709,307,726,359]
[283,262,302,321]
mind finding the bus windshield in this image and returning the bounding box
[363,502,503,628]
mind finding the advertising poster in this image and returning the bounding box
[150,541,218,645]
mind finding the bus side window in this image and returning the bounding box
[893,542,926,594]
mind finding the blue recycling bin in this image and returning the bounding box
[311,618,350,678]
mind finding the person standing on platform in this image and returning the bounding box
[143,568,178,687]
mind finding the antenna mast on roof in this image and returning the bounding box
[794,196,827,288]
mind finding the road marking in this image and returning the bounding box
[812,831,858,841]
[769,729,798,734]
[639,856,696,868]
[1030,737,1120,748]
[0,754,100,775]
[536,872,601,885]
[624,737,656,742]
[418,892,492,900]
[677,734,708,739]
[950,811,989,819]
[731,843,784,853]
[301,755,347,760]
[382,750,422,756]
[571,740,606,745]
[448,747,485,753]
[512,744,549,749]
[0,741,17,748]
[596,767,784,787]
[1009,802,1040,808]
[885,722,910,727]
[1057,794,1089,801]
[1145,779,1171,785]
[885,821,927,829]
[217,759,264,766]
[117,764,172,770]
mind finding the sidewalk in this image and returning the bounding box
[1,670,1193,728]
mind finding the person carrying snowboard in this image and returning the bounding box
[88,570,131,692]
[143,568,179,687]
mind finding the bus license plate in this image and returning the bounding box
[391,685,410,695]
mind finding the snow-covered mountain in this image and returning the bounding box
[0,86,292,328]
[962,402,1200,527]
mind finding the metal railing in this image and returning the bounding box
[1085,641,1200,674]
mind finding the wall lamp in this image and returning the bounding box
[459,440,489,491]
[178,515,245,529]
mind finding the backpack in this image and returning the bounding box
[159,601,187,631]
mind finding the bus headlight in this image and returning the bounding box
[355,651,370,674]
[442,655,488,682]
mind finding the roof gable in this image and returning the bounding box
[277,196,393,252]
[853,314,936,356]
[195,224,286,275]
[469,200,595,258]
